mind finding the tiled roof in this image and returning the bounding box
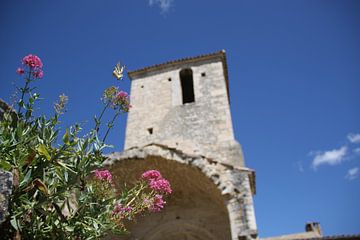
[127,50,230,102]
[128,50,227,77]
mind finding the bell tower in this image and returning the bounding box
[125,50,245,168]
[107,51,257,240]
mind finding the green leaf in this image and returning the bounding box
[62,129,70,145]
[0,160,12,171]
[18,99,24,108]
[93,221,98,230]
[25,109,31,119]
[65,225,74,232]
[57,161,77,174]
[51,115,59,126]
[20,169,32,187]
[64,170,68,182]
[29,96,34,105]
[36,144,51,160]
[10,216,19,231]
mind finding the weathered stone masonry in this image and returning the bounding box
[105,51,258,240]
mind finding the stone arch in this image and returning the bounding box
[105,144,257,240]
[106,155,231,239]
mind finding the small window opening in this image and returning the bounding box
[147,128,153,135]
[141,85,144,88]
[168,78,172,82]
[180,68,195,104]
[201,72,206,77]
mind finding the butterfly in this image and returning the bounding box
[113,62,125,80]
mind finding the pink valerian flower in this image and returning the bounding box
[117,91,128,98]
[22,54,43,69]
[141,170,162,181]
[94,169,113,184]
[142,170,172,194]
[113,90,131,112]
[148,194,166,212]
[149,178,172,194]
[32,69,43,79]
[16,68,25,75]
[112,203,133,218]
[17,54,44,78]
[102,87,131,112]
[143,198,152,206]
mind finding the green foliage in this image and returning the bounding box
[1,97,121,239]
[0,58,171,239]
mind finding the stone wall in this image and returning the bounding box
[105,144,257,240]
[0,99,14,224]
[0,170,13,224]
[125,58,245,167]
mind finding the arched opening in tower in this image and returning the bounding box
[106,156,231,240]
[179,68,195,104]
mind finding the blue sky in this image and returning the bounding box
[1,0,359,237]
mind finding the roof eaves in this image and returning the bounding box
[127,50,230,103]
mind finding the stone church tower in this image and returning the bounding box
[106,50,258,240]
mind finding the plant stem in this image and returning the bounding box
[17,69,32,114]
[102,111,120,143]
[126,184,145,207]
[94,101,110,133]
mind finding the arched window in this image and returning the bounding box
[180,68,195,104]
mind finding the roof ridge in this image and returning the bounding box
[126,50,231,103]
[127,50,226,78]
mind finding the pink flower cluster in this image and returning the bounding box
[16,68,24,75]
[141,170,172,213]
[114,90,131,112]
[148,194,166,212]
[142,170,172,194]
[32,70,43,78]
[117,91,128,99]
[22,54,43,68]
[16,54,44,79]
[142,170,161,180]
[112,203,133,218]
[103,87,131,112]
[149,178,172,194]
[94,169,113,184]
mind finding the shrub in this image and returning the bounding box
[0,55,171,239]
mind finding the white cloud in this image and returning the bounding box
[149,0,173,13]
[311,146,347,169]
[345,167,359,180]
[347,133,360,144]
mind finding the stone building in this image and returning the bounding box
[105,50,258,240]
[104,50,360,240]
